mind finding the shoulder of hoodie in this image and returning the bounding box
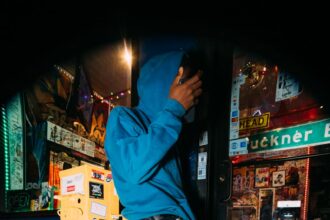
[108,106,141,132]
[109,106,136,123]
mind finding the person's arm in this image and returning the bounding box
[106,99,185,184]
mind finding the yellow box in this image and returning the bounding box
[58,164,120,220]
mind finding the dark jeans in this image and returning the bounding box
[142,214,183,220]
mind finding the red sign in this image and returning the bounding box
[67,185,75,192]
[91,170,105,181]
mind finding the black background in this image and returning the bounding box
[2,2,330,106]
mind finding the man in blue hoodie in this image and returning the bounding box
[105,51,202,220]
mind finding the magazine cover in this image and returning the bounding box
[255,167,270,187]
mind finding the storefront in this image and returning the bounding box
[227,50,330,220]
[0,41,133,219]
[1,19,330,220]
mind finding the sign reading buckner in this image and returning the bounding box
[248,118,330,153]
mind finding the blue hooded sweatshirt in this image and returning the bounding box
[105,51,195,220]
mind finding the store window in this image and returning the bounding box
[0,40,132,214]
[228,49,330,219]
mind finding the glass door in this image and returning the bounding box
[227,48,330,220]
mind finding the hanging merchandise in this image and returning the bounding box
[66,64,94,132]
[89,101,109,147]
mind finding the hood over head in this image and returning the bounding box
[137,51,184,119]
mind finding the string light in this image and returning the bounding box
[1,105,10,191]
[90,89,132,110]
[53,64,106,101]
[54,65,74,81]
[303,147,311,220]
[93,91,104,101]
[53,64,131,108]
[100,99,108,104]
[104,88,131,102]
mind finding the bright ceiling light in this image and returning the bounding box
[123,39,132,67]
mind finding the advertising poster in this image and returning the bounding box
[245,166,255,190]
[255,167,270,188]
[89,101,109,147]
[233,167,247,192]
[272,170,285,187]
[275,72,302,102]
[6,94,24,190]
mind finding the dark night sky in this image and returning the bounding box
[2,2,330,107]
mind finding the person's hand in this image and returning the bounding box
[169,66,203,110]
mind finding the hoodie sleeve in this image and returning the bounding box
[105,99,186,184]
